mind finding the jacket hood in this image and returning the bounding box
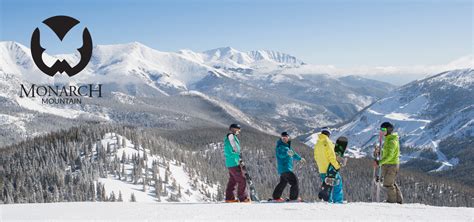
[318,133,329,141]
[277,139,291,147]
[386,133,399,140]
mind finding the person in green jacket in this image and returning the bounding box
[377,122,403,204]
[223,123,249,203]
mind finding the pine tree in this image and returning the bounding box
[117,136,121,148]
[109,191,116,202]
[118,191,123,202]
[216,184,224,201]
[143,177,147,192]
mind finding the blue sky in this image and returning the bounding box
[0,0,472,67]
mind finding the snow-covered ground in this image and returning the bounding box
[94,133,218,203]
[1,202,473,221]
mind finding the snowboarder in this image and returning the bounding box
[313,127,344,203]
[375,122,403,204]
[271,132,306,202]
[318,136,348,202]
[223,123,250,203]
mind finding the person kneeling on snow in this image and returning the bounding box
[314,127,344,203]
[272,132,306,202]
[223,123,250,203]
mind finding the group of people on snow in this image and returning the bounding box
[223,122,403,204]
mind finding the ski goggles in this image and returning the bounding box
[380,127,387,132]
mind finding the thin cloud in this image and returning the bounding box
[283,55,473,85]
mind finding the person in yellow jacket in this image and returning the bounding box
[314,127,343,203]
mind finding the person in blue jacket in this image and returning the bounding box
[272,132,306,201]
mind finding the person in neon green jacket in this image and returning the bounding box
[377,122,403,204]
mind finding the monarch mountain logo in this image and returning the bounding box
[31,15,93,77]
[22,15,100,105]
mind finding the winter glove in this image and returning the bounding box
[324,177,338,186]
[374,145,381,157]
[336,156,347,167]
[300,158,306,164]
[287,150,294,157]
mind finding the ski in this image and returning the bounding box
[371,131,383,202]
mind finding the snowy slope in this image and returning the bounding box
[2,202,473,221]
[304,69,474,171]
[89,42,230,94]
[0,41,111,117]
[0,42,112,143]
[179,90,277,134]
[94,133,217,203]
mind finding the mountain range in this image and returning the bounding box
[1,40,472,178]
[304,68,473,174]
[0,41,394,145]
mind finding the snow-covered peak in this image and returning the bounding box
[422,68,473,89]
[198,46,305,71]
[0,41,63,85]
[92,41,167,66]
[88,42,231,91]
[203,46,239,57]
[202,46,254,67]
[0,41,35,74]
[248,50,304,65]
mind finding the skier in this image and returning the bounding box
[223,123,250,203]
[271,132,306,202]
[313,127,344,203]
[375,122,403,204]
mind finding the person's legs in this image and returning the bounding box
[393,165,403,204]
[319,172,338,202]
[287,172,299,200]
[233,166,248,201]
[225,167,237,201]
[318,173,332,201]
[395,183,403,204]
[272,173,289,199]
[331,172,344,203]
[382,164,398,203]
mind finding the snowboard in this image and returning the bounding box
[335,136,348,157]
[239,159,260,202]
[261,198,305,203]
[318,136,348,202]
